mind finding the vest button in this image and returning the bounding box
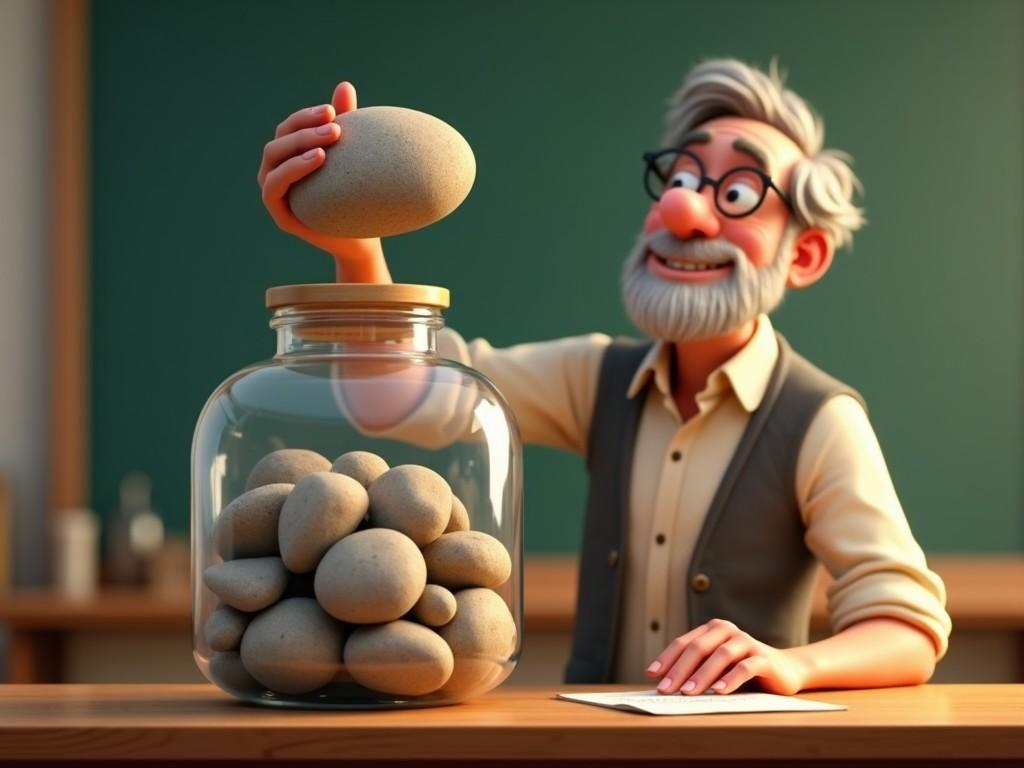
[607,549,619,568]
[670,450,683,462]
[691,573,711,592]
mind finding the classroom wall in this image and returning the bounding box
[88,0,1023,554]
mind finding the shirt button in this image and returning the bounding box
[650,620,660,632]
[671,450,683,462]
[691,573,711,593]
[655,533,666,545]
[607,549,619,568]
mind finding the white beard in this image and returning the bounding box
[620,227,796,343]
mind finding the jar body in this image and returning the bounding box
[192,299,522,708]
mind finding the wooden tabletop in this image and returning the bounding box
[0,684,1022,763]
[1,555,1022,632]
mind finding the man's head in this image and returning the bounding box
[622,59,864,343]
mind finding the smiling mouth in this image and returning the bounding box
[647,250,734,273]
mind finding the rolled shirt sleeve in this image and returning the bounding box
[439,327,610,455]
[797,394,952,659]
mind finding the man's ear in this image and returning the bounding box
[786,228,834,289]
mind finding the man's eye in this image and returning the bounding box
[669,171,701,191]
[719,181,760,214]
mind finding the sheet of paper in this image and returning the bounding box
[557,689,846,716]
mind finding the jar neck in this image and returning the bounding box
[271,305,443,357]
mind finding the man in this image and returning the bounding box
[257,59,950,695]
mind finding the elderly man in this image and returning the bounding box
[257,59,950,695]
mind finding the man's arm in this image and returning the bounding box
[646,394,950,695]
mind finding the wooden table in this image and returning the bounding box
[0,684,1021,765]
[2,556,1023,683]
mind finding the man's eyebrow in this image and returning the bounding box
[676,130,712,147]
[733,137,771,172]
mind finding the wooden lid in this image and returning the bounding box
[266,283,450,310]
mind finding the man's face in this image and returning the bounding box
[621,116,807,343]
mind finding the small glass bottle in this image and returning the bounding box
[192,284,522,708]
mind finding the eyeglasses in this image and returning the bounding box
[642,148,793,218]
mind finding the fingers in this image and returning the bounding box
[706,655,769,695]
[274,103,336,140]
[645,623,709,677]
[653,619,747,695]
[261,150,327,234]
[258,122,340,187]
[332,81,358,114]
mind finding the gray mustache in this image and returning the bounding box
[644,230,744,265]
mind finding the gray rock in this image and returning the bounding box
[208,651,264,695]
[331,450,389,488]
[438,588,517,698]
[204,605,250,652]
[314,528,426,624]
[245,449,331,491]
[368,465,452,546]
[240,597,344,695]
[422,531,512,590]
[203,557,288,612]
[411,584,457,627]
[444,495,471,533]
[344,620,453,696]
[212,483,292,560]
[278,472,368,573]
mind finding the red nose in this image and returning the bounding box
[658,186,720,239]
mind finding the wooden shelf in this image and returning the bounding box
[2,555,1022,633]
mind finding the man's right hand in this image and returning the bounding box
[257,81,392,283]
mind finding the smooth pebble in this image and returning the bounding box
[212,483,292,560]
[422,531,512,589]
[368,465,451,546]
[279,472,368,573]
[315,528,427,624]
[204,605,250,652]
[332,450,389,488]
[239,597,344,695]
[411,584,457,627]
[344,620,454,696]
[438,588,517,698]
[203,557,288,612]
[245,449,331,491]
[444,495,470,533]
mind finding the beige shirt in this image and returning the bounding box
[438,315,951,683]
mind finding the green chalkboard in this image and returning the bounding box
[90,0,1023,553]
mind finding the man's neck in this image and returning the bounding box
[671,319,757,420]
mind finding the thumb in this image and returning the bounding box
[332,81,358,114]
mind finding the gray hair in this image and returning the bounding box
[662,59,865,249]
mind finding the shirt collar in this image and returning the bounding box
[625,314,779,413]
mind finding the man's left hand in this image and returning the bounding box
[645,618,809,695]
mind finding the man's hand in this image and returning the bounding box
[645,618,809,695]
[257,81,390,282]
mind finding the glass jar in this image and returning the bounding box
[191,284,522,709]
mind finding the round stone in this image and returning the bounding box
[314,528,427,624]
[288,106,476,239]
[240,598,344,695]
[438,588,517,698]
[368,465,452,546]
[410,584,457,627]
[212,483,292,560]
[204,605,250,652]
[344,620,454,696]
[245,449,331,491]
[332,450,389,488]
[278,472,369,573]
[422,531,512,590]
[208,651,264,695]
[444,495,470,533]
[203,557,288,612]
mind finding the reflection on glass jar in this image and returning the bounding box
[192,284,522,709]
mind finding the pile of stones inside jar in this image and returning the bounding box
[201,448,516,699]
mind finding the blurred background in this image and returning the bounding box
[0,0,1021,685]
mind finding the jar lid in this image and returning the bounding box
[266,283,450,310]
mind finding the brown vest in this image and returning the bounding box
[564,333,865,683]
